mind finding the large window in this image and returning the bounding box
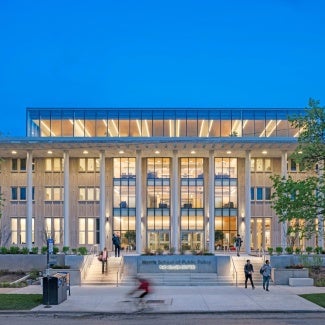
[78,187,100,201]
[45,217,63,244]
[79,158,100,172]
[147,158,171,234]
[45,187,63,201]
[180,158,204,250]
[214,158,238,250]
[79,217,100,245]
[45,158,63,172]
[11,187,35,201]
[11,217,34,244]
[113,158,136,248]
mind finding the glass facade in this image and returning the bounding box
[27,108,304,138]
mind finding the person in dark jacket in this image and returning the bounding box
[235,234,243,256]
[112,233,121,257]
[260,259,272,291]
[244,259,255,289]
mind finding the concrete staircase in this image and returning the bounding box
[82,254,266,287]
[231,255,265,287]
[82,256,123,285]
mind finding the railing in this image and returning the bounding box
[80,245,98,280]
[230,256,238,287]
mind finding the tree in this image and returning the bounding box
[271,98,325,246]
[270,175,321,242]
[289,98,325,170]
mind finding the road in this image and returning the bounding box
[0,312,325,325]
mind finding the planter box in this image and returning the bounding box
[272,268,309,285]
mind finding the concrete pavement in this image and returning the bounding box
[1,283,325,314]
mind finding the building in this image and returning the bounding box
[0,107,319,253]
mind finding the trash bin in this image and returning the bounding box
[43,273,68,305]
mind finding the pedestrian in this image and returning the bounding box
[101,247,108,274]
[244,259,255,289]
[112,233,121,257]
[260,259,272,291]
[235,234,242,256]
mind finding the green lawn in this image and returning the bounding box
[0,294,43,310]
[300,293,325,308]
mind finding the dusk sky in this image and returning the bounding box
[0,0,324,136]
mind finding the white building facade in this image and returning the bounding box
[0,108,321,253]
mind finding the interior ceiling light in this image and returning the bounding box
[47,150,53,154]
[155,150,160,154]
[191,150,196,154]
[262,150,267,154]
[226,151,231,154]
[12,150,17,154]
[119,150,124,154]
[83,150,89,154]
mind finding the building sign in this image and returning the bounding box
[138,256,217,273]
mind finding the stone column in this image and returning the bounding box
[63,151,70,247]
[99,150,106,251]
[244,150,251,254]
[26,150,33,251]
[171,150,179,253]
[208,150,215,253]
[136,150,142,254]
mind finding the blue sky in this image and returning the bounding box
[0,0,324,136]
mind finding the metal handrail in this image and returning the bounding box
[231,256,238,287]
[80,245,97,280]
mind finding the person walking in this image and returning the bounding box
[260,259,272,291]
[235,234,242,256]
[112,233,121,257]
[244,259,255,289]
[101,247,108,274]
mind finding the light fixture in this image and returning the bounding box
[155,150,160,154]
[11,150,17,155]
[191,150,196,154]
[298,151,303,154]
[119,150,124,154]
[47,150,53,154]
[226,150,231,154]
[262,150,267,155]
[83,150,88,154]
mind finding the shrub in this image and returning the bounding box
[31,247,39,254]
[53,246,59,254]
[62,246,70,254]
[275,246,283,255]
[41,246,48,254]
[295,247,302,255]
[314,247,322,254]
[267,247,274,255]
[285,246,293,254]
[169,247,175,255]
[71,248,77,254]
[78,247,88,255]
[9,246,20,254]
[306,246,313,254]
[21,247,29,255]
[0,247,8,254]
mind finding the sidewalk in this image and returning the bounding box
[1,284,325,314]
